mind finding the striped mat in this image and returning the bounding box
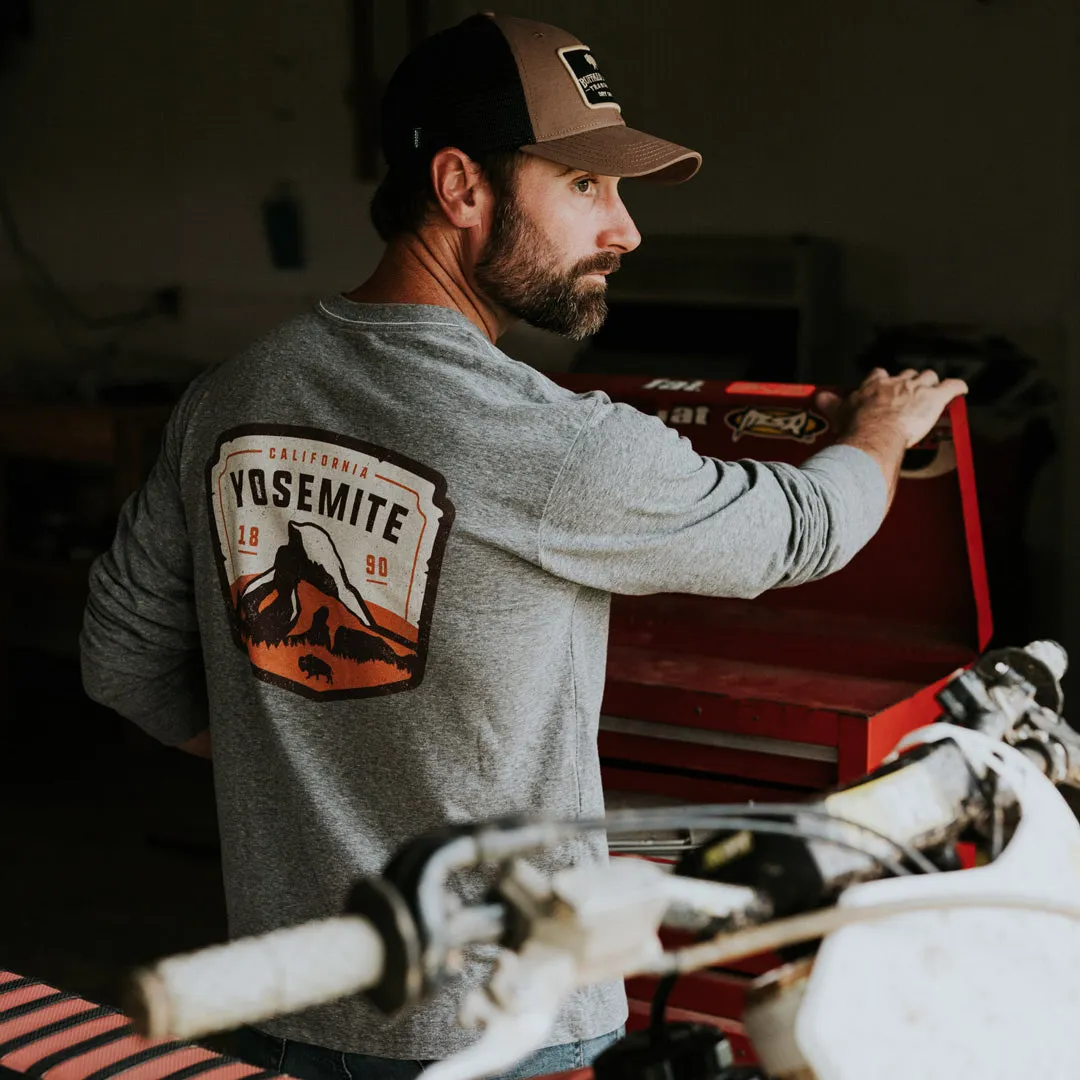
[0,971,282,1080]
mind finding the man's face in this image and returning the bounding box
[473,155,641,341]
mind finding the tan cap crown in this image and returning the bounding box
[380,12,701,183]
[490,14,700,183]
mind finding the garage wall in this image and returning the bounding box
[1,0,1077,654]
[1,0,1073,357]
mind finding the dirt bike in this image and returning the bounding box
[127,641,1080,1080]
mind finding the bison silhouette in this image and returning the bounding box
[298,653,333,685]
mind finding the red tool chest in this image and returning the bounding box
[552,374,992,799]
[550,374,992,1065]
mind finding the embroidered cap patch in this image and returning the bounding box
[557,45,620,110]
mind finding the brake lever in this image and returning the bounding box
[937,640,1080,788]
[423,945,576,1080]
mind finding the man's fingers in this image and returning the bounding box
[912,368,941,387]
[918,377,969,416]
[814,389,843,418]
[902,378,970,447]
[935,377,968,401]
[922,376,968,402]
[863,367,889,385]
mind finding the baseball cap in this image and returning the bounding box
[381,13,701,184]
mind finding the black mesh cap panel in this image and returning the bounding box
[381,15,536,169]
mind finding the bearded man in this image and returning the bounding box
[81,13,965,1080]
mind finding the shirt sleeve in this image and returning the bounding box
[538,399,888,598]
[79,382,209,746]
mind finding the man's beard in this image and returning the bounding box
[474,194,620,341]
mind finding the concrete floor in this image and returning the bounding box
[1,649,227,1011]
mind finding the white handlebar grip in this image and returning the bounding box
[128,915,385,1040]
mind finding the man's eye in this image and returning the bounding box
[573,177,597,194]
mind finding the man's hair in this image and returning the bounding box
[369,149,523,242]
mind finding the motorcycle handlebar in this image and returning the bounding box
[127,915,384,1041]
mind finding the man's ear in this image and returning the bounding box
[429,147,490,230]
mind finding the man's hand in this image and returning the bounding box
[178,730,212,759]
[816,367,968,508]
[817,367,969,449]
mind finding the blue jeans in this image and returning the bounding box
[229,1025,625,1080]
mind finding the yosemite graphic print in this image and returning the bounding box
[207,425,454,700]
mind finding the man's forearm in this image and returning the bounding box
[836,420,908,512]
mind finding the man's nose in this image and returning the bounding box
[600,193,641,254]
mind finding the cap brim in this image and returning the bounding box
[520,124,701,184]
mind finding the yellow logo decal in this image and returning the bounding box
[724,406,829,444]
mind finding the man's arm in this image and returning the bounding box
[81,384,211,751]
[538,370,966,599]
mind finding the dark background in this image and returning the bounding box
[1,0,1077,1011]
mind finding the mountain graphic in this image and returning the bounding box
[238,521,376,639]
[235,520,416,690]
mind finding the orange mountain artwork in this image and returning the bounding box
[207,425,454,699]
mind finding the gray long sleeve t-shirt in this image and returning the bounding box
[80,296,887,1059]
